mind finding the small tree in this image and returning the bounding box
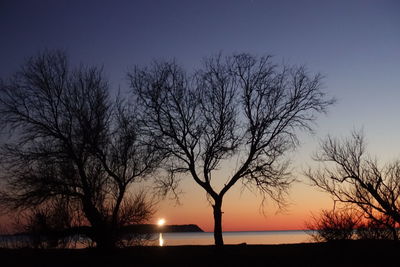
[15,199,73,248]
[130,53,334,246]
[0,50,162,248]
[306,209,360,242]
[356,214,398,240]
[306,131,400,235]
[115,191,156,247]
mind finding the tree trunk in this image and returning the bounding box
[391,227,398,241]
[81,197,116,249]
[94,228,115,249]
[213,198,224,246]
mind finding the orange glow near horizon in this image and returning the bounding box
[0,178,334,233]
[153,180,334,232]
[0,156,334,233]
[154,209,317,232]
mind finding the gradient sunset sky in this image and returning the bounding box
[1,0,399,232]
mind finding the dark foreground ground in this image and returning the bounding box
[1,240,399,267]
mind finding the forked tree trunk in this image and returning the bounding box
[213,197,224,246]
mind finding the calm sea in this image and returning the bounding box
[155,230,313,246]
[0,230,314,247]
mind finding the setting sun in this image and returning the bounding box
[157,218,166,226]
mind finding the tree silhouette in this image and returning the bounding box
[14,198,74,248]
[129,53,334,246]
[306,209,360,242]
[0,50,161,248]
[356,214,398,240]
[306,130,400,239]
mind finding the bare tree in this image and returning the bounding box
[0,50,162,248]
[306,209,360,242]
[13,198,74,248]
[115,191,156,247]
[356,214,398,240]
[129,53,334,246]
[305,131,400,238]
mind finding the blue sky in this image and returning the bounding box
[2,0,397,163]
[1,0,399,230]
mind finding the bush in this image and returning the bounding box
[306,209,360,242]
[356,216,398,240]
[13,200,73,248]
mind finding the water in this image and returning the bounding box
[155,230,313,246]
[0,230,314,248]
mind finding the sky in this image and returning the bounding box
[0,0,399,232]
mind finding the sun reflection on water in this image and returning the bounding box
[159,233,164,246]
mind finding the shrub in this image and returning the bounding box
[306,209,360,242]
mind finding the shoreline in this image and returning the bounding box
[1,240,398,267]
